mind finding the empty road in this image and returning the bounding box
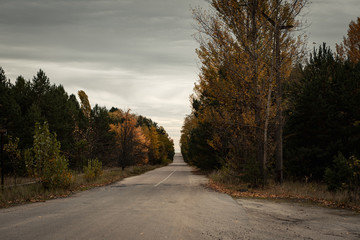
[0,154,360,239]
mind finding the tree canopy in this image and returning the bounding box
[182,2,360,188]
[0,68,175,177]
[182,0,307,185]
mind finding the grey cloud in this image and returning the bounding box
[307,0,360,48]
[0,0,200,68]
[2,0,358,151]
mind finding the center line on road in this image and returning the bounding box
[154,169,177,187]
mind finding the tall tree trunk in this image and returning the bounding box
[274,0,283,184]
[263,83,272,185]
[251,0,264,178]
[263,23,277,186]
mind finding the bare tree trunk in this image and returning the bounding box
[263,20,276,186]
[250,0,264,186]
[263,83,272,185]
[274,0,283,184]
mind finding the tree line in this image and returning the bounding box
[0,68,175,183]
[181,0,360,190]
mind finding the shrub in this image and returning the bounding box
[239,158,263,188]
[41,156,73,188]
[25,122,73,188]
[324,153,360,192]
[3,136,23,181]
[210,167,242,186]
[83,158,103,181]
[348,156,360,191]
[324,153,351,192]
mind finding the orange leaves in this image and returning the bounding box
[346,17,360,63]
[185,0,308,179]
[142,126,161,164]
[109,109,149,166]
[108,109,124,122]
[336,17,360,64]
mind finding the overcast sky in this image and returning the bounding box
[1,0,359,152]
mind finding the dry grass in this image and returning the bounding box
[208,170,360,212]
[2,175,36,187]
[0,164,162,208]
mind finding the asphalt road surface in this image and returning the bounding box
[1,154,360,240]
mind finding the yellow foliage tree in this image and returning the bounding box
[142,125,161,164]
[78,90,92,120]
[191,0,307,184]
[336,17,360,64]
[109,109,149,169]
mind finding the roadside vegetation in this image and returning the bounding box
[181,1,360,210]
[208,171,360,212]
[0,63,175,207]
[0,164,161,208]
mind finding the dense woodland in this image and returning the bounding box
[0,68,175,184]
[181,0,360,191]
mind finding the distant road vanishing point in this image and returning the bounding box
[1,154,360,239]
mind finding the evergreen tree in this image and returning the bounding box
[91,104,116,165]
[284,44,360,179]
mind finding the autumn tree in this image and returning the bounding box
[142,125,161,164]
[192,1,272,182]
[78,90,92,121]
[109,109,149,169]
[156,127,175,164]
[137,115,175,164]
[336,17,360,64]
[264,0,308,183]
[187,0,307,184]
[180,114,221,170]
[72,90,94,169]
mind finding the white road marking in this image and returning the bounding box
[154,169,176,187]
